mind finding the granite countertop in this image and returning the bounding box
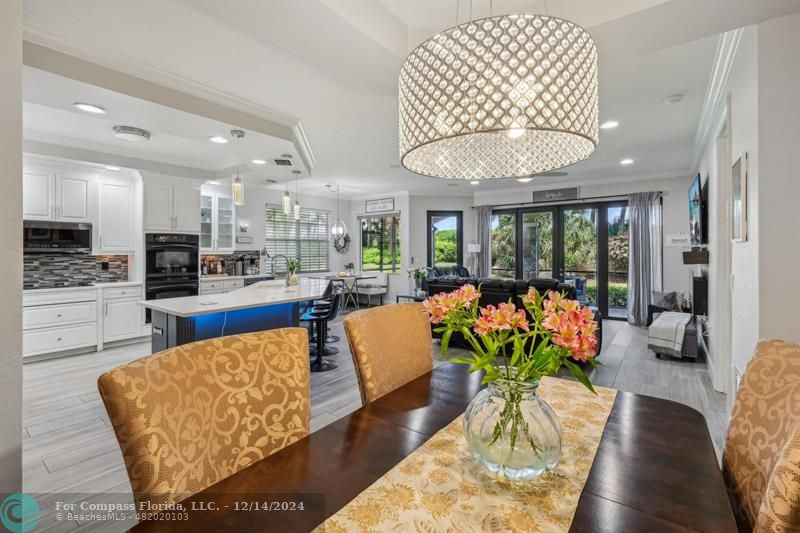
[139,278,328,317]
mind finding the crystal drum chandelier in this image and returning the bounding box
[399,14,598,180]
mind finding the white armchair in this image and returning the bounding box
[355,272,388,307]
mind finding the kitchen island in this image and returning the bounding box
[140,278,328,352]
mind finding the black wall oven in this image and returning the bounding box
[145,233,199,322]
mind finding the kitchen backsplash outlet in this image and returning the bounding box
[24,254,129,289]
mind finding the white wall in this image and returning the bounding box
[756,12,800,344]
[696,26,759,383]
[695,13,800,394]
[409,195,476,270]
[0,0,23,491]
[473,176,695,294]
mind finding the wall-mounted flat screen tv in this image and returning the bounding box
[689,173,705,245]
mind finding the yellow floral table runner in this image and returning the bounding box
[317,377,618,533]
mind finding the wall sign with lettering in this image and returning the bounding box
[532,187,579,203]
[365,197,395,213]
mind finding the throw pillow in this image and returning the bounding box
[651,291,679,310]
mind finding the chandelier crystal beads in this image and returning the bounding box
[399,14,598,180]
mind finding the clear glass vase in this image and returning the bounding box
[463,378,562,481]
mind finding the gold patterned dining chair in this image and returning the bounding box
[722,339,800,532]
[344,303,432,404]
[98,329,311,507]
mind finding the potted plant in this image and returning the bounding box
[408,266,428,296]
[286,258,299,286]
[423,284,599,481]
[344,262,355,276]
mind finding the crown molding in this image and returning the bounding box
[22,24,317,173]
[692,28,743,170]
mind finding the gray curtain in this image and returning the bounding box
[475,205,493,278]
[627,192,663,325]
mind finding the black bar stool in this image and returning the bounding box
[302,292,341,372]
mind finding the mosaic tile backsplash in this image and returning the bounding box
[24,254,129,289]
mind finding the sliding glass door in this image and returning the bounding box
[489,202,629,320]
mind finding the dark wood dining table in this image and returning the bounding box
[134,363,737,532]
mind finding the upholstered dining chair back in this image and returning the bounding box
[98,329,311,507]
[344,303,432,404]
[722,339,800,532]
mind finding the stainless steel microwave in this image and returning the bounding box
[23,221,92,253]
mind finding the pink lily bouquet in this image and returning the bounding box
[423,284,599,390]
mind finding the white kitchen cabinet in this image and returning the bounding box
[23,288,98,358]
[173,182,201,233]
[143,181,174,231]
[103,299,142,342]
[23,171,91,222]
[57,175,91,222]
[200,188,235,253]
[102,284,145,343]
[143,178,200,233]
[22,172,53,220]
[97,179,135,253]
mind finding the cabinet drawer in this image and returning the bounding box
[23,301,97,331]
[103,285,143,300]
[200,281,224,290]
[24,322,97,357]
[199,288,224,295]
[24,288,97,307]
[223,279,244,291]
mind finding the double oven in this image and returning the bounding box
[145,233,199,322]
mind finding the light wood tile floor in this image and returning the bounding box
[22,315,727,531]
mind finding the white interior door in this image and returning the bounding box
[98,180,134,252]
[22,172,53,220]
[143,181,174,231]
[57,175,91,222]
[173,182,201,233]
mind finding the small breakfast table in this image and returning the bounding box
[310,274,377,309]
[133,363,736,532]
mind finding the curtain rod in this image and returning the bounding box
[471,191,663,210]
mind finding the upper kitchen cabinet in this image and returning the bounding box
[96,177,135,253]
[200,185,235,253]
[23,171,91,223]
[143,176,200,234]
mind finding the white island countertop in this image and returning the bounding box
[140,278,328,318]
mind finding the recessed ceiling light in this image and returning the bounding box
[620,158,634,165]
[600,120,619,129]
[73,102,106,114]
[507,128,525,138]
[251,159,267,165]
[663,94,683,106]
[205,180,221,185]
[104,165,120,171]
[209,136,228,144]
[470,180,480,185]
[516,177,534,183]
[112,125,150,142]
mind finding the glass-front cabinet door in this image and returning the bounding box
[216,196,234,251]
[199,188,236,253]
[200,195,214,249]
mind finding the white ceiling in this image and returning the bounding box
[21,0,800,197]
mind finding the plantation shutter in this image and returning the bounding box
[359,213,400,273]
[265,204,330,273]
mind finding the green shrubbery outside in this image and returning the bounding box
[585,283,628,307]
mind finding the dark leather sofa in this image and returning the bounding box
[424,270,602,357]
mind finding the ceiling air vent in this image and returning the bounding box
[272,154,294,167]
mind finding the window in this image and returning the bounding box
[360,214,400,272]
[427,211,463,268]
[265,205,330,273]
